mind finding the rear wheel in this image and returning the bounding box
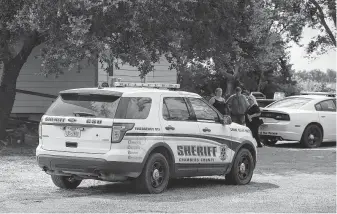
[300,124,323,148]
[262,138,277,146]
[136,153,170,194]
[51,175,82,189]
[225,148,254,185]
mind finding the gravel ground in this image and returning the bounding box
[0,142,335,213]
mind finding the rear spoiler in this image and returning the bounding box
[60,89,123,96]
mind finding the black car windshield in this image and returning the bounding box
[267,97,313,109]
[46,93,121,118]
[46,93,152,119]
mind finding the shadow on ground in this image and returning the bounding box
[45,177,279,202]
[269,141,336,148]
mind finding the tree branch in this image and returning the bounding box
[309,0,336,46]
[10,31,43,67]
[233,60,240,79]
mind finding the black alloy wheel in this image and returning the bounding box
[225,148,254,185]
[150,161,165,188]
[301,124,323,148]
[136,153,170,194]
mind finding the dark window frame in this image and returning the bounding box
[46,94,121,119]
[162,97,195,122]
[187,97,221,123]
[315,99,336,112]
[115,97,152,120]
[47,94,152,120]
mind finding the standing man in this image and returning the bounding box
[226,87,249,125]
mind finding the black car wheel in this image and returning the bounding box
[263,138,278,146]
[225,148,254,185]
[136,153,170,194]
[51,175,82,189]
[301,124,323,148]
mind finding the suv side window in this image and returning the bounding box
[163,97,192,121]
[189,97,219,122]
[315,100,336,112]
[115,97,152,119]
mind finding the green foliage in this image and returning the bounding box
[294,69,337,82]
[0,0,334,97]
[294,69,336,92]
[270,0,336,56]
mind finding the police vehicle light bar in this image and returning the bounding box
[113,82,180,89]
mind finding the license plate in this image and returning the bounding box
[259,131,278,136]
[64,127,81,138]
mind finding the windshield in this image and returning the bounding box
[46,94,121,118]
[46,93,152,119]
[267,97,312,109]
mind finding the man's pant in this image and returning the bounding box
[247,123,262,145]
[231,114,245,125]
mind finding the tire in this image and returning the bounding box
[136,153,170,194]
[51,175,82,189]
[225,148,254,185]
[300,124,323,148]
[262,138,277,146]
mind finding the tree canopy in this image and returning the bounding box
[0,0,335,140]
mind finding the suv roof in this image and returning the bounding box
[60,87,200,97]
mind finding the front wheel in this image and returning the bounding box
[225,148,254,185]
[136,153,170,194]
[51,175,82,189]
[300,124,323,148]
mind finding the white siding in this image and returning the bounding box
[0,44,96,114]
[98,56,177,85]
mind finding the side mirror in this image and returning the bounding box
[220,115,232,125]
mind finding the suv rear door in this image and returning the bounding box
[159,94,200,177]
[41,91,121,154]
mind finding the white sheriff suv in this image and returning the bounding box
[36,82,257,194]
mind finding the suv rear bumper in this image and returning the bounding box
[37,155,142,179]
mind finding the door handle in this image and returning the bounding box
[321,116,326,118]
[165,125,175,130]
[202,127,211,132]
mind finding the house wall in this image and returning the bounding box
[98,56,177,85]
[0,46,176,116]
[0,44,97,114]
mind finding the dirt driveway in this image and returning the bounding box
[0,142,336,213]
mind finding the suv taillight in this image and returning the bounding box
[111,123,135,143]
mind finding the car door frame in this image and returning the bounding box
[185,96,233,176]
[159,93,202,177]
[315,99,336,141]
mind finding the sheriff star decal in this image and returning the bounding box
[220,145,228,161]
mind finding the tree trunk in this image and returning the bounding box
[0,63,21,140]
[225,77,235,97]
[0,33,41,140]
[257,69,264,92]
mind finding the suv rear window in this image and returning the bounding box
[46,94,152,119]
